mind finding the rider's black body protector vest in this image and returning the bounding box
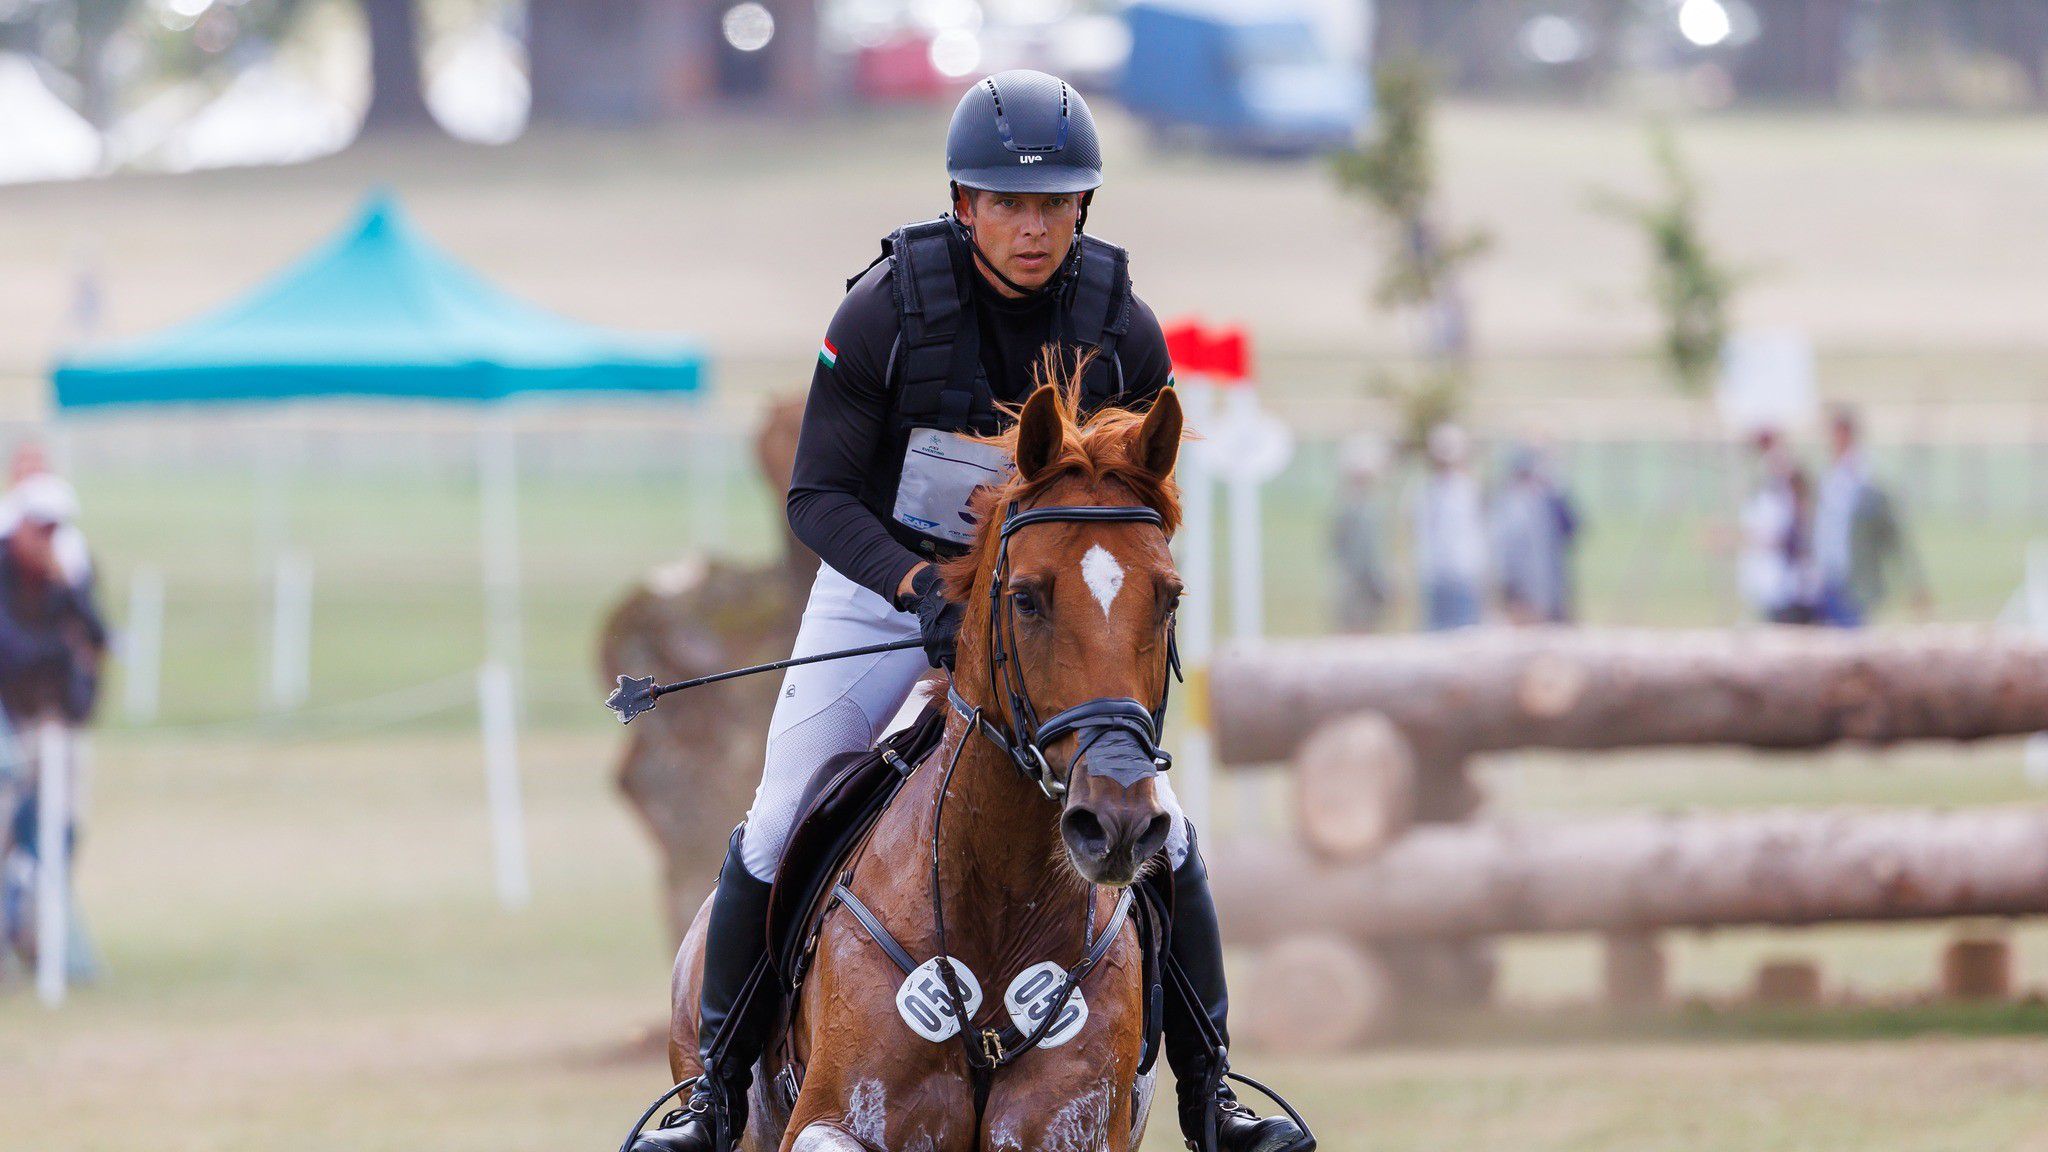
[849,216,1136,562]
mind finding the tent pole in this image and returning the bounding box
[477,414,528,909]
[479,415,523,707]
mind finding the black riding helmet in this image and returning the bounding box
[946,69,1103,195]
[946,70,1103,297]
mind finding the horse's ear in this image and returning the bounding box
[1131,388,1182,480]
[1015,385,1065,481]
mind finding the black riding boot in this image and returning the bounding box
[633,830,779,1152]
[1161,836,1315,1152]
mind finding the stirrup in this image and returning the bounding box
[618,1076,702,1152]
[1187,1061,1317,1152]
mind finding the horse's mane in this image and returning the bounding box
[939,349,1181,605]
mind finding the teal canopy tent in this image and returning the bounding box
[39,194,709,939]
[51,192,705,407]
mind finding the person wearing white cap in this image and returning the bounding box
[2,472,92,590]
[0,466,106,977]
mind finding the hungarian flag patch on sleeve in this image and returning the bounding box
[818,339,839,370]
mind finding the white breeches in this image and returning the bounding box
[739,564,1189,881]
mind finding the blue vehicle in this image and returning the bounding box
[1120,1,1369,154]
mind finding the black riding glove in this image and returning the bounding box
[902,564,963,671]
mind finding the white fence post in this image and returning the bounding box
[35,722,70,1007]
[122,567,163,723]
[1175,381,1218,832]
[478,662,530,910]
[266,553,313,711]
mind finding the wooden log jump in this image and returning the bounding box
[1211,626,2048,766]
[1210,805,2048,942]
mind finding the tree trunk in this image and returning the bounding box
[360,0,437,135]
[528,0,661,124]
[1984,0,2048,105]
[1732,0,1854,103]
[1209,806,2048,942]
[1211,626,2048,766]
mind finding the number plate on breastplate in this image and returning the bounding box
[1004,961,1089,1049]
[895,956,983,1043]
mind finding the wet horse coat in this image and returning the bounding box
[665,378,1186,1152]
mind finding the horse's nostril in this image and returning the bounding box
[1136,812,1172,857]
[1061,808,1110,857]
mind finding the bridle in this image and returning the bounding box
[923,495,1181,1112]
[946,499,1180,802]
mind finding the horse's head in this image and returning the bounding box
[944,368,1184,887]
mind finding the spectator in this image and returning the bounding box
[1738,428,1812,622]
[1414,423,1487,631]
[1491,441,1580,624]
[0,473,105,980]
[1773,468,1820,624]
[1329,436,1393,632]
[1812,406,1928,627]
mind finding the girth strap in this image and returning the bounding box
[831,882,919,976]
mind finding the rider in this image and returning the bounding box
[638,71,1312,1152]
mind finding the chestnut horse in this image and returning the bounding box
[663,377,1185,1152]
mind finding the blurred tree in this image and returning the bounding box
[1596,128,1739,398]
[360,0,435,133]
[1957,0,2048,105]
[529,0,648,123]
[1333,56,1490,441]
[1370,0,1631,101]
[1732,0,1854,102]
[1,0,318,130]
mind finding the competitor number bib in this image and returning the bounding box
[894,429,1016,547]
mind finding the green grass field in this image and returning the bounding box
[7,102,2048,1149]
[10,728,2048,1151]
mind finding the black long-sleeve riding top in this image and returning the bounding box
[786,253,1174,606]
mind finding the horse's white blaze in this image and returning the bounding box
[1081,545,1125,619]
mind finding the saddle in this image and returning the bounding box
[765,702,946,988]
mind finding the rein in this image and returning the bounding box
[923,497,1179,1116]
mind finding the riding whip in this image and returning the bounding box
[604,637,926,724]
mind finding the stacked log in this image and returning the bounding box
[1205,627,2048,1044]
[1213,626,2048,766]
[1211,807,2048,941]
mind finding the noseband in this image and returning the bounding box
[948,500,1180,801]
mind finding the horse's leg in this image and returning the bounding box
[982,1074,1133,1152]
[786,1121,873,1152]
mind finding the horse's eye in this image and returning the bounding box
[1010,590,1040,618]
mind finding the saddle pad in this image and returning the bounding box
[767,702,947,986]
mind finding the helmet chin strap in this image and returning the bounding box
[948,182,1092,302]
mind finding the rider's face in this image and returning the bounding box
[954,189,1081,295]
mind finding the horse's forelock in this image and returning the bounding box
[939,359,1181,606]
